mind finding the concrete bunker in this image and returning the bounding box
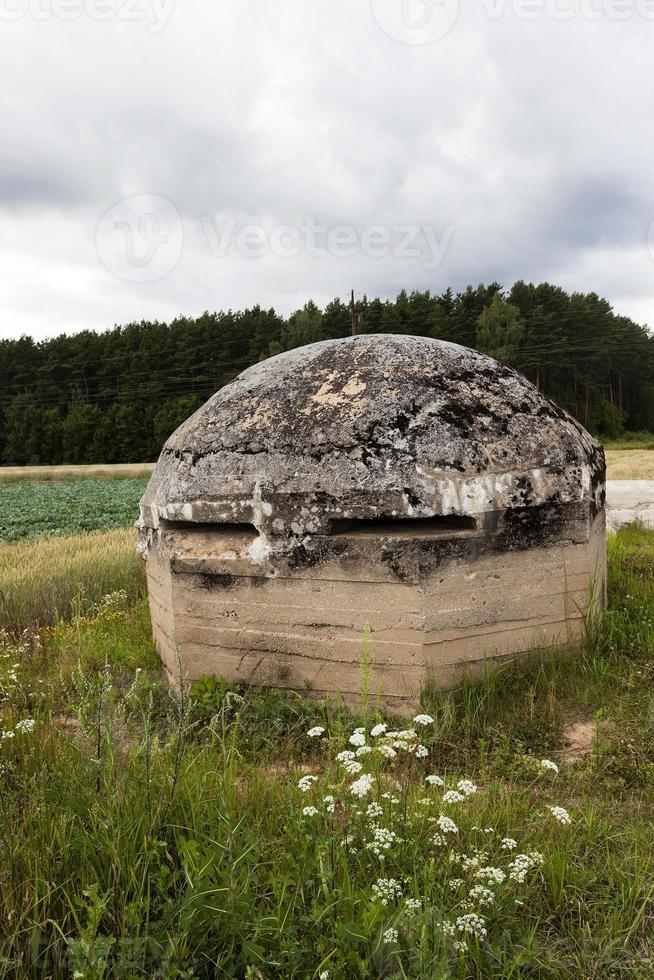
[139,334,606,712]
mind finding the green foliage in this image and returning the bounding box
[0,477,147,542]
[1,285,652,467]
[189,674,240,721]
[475,293,525,364]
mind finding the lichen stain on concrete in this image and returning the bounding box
[304,372,368,413]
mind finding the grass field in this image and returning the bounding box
[0,523,653,977]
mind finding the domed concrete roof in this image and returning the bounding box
[140,334,605,534]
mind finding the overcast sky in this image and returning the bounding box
[1,0,654,341]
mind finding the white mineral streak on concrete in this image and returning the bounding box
[245,533,272,565]
[417,466,585,516]
[606,480,654,532]
[245,481,274,564]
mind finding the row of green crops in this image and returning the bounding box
[0,478,149,542]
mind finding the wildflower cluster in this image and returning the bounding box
[1,718,35,740]
[549,805,573,826]
[295,715,572,964]
[372,878,403,905]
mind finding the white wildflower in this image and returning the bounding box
[417,797,432,806]
[336,750,356,763]
[414,744,429,758]
[372,878,403,905]
[0,731,15,741]
[366,802,383,819]
[381,792,400,803]
[426,774,444,786]
[350,773,374,798]
[469,885,495,906]
[455,912,487,939]
[436,814,459,835]
[501,838,517,851]
[448,878,465,888]
[298,775,318,793]
[540,759,559,773]
[382,927,398,944]
[377,744,397,759]
[15,719,35,735]
[370,723,387,737]
[432,833,447,846]
[323,795,336,814]
[475,866,506,885]
[549,806,572,825]
[413,714,434,726]
[366,826,400,857]
[459,854,482,871]
[442,790,466,805]
[349,732,366,748]
[302,806,319,817]
[356,745,372,756]
[343,760,363,775]
[508,851,544,883]
[457,779,477,796]
[405,898,421,916]
[307,726,325,738]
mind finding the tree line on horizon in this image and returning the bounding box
[1,281,653,466]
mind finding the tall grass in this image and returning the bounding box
[0,528,145,632]
[0,527,652,977]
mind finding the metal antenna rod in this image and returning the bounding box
[350,289,359,336]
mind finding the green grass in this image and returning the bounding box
[0,477,148,542]
[0,527,653,978]
[603,431,654,451]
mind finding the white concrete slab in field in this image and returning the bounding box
[605,480,654,532]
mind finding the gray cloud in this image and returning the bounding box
[0,0,653,338]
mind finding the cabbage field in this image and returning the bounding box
[0,477,148,542]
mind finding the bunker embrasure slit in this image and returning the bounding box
[331,516,477,537]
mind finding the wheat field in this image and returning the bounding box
[0,463,155,482]
[0,527,145,631]
[605,449,654,480]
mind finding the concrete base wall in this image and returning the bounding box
[146,512,606,713]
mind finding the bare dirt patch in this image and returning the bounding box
[562,719,597,761]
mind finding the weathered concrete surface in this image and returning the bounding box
[146,512,605,711]
[140,334,605,551]
[139,334,607,711]
[606,480,654,532]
